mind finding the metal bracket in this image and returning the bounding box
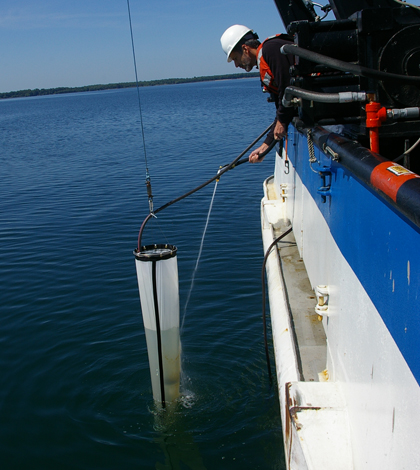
[322,144,340,161]
[317,168,332,203]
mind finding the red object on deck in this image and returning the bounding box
[365,101,387,153]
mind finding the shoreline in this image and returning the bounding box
[0,73,259,100]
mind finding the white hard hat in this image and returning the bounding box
[220,24,253,62]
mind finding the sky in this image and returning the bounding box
[0,0,288,93]
[1,0,420,93]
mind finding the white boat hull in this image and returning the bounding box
[262,127,420,469]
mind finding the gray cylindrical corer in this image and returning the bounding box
[134,244,181,406]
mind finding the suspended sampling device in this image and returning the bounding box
[134,244,180,405]
[126,0,180,407]
[126,0,279,409]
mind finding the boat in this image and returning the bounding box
[261,1,420,468]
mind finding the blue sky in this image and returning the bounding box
[1,0,420,93]
[0,0,288,93]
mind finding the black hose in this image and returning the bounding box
[136,123,274,249]
[282,86,366,107]
[284,86,343,104]
[261,226,292,385]
[282,43,420,84]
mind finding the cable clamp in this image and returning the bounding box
[216,166,224,181]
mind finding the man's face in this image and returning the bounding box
[230,45,255,72]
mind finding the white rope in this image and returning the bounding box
[181,180,218,331]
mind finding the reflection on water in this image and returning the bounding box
[153,403,207,470]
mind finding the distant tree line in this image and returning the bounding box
[0,73,260,100]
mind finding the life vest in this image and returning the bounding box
[257,34,291,95]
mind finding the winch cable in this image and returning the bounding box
[127,0,154,214]
[261,226,293,385]
[136,123,276,250]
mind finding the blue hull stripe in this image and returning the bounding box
[287,127,420,385]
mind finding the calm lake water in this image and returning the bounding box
[0,78,285,469]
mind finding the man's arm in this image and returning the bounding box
[263,38,294,127]
[249,38,294,162]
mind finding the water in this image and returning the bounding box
[0,79,285,469]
